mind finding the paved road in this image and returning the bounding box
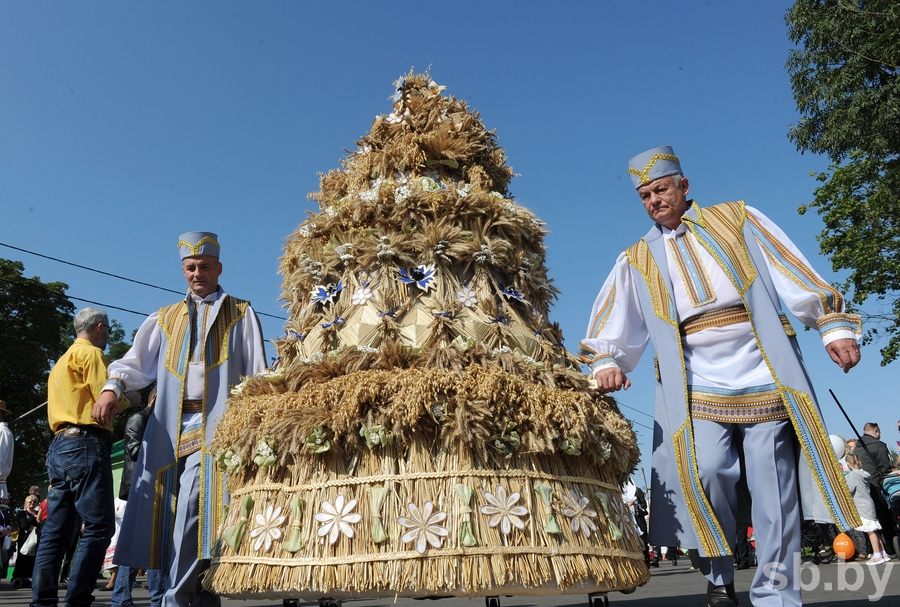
[2,560,897,606]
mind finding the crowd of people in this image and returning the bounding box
[0,146,895,607]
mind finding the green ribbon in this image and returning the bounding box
[222,494,255,552]
[454,484,477,546]
[282,497,306,553]
[534,484,562,534]
[594,491,623,541]
[368,486,390,544]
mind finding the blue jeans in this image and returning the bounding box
[31,431,115,607]
[112,565,168,607]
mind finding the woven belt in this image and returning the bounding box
[680,305,749,336]
[679,305,796,338]
[182,400,203,413]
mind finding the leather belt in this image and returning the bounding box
[182,400,203,413]
[56,423,112,447]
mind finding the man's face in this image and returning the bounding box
[182,255,222,298]
[637,176,690,229]
[97,320,110,351]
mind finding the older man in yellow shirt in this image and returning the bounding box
[32,307,133,607]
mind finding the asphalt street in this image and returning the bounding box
[2,559,897,606]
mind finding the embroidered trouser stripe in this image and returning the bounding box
[164,451,217,607]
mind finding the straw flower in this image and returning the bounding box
[315,494,362,545]
[594,440,612,465]
[398,501,448,554]
[253,436,277,467]
[561,490,598,538]
[457,285,477,307]
[352,286,375,305]
[249,504,286,552]
[480,485,528,535]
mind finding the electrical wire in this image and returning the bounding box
[68,296,148,317]
[1,240,287,320]
[2,240,657,432]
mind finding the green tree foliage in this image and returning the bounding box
[0,259,74,507]
[785,0,900,364]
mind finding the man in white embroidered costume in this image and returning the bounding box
[95,232,266,607]
[580,147,862,607]
[0,400,12,575]
[0,400,12,513]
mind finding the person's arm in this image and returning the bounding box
[93,313,162,427]
[0,428,12,481]
[875,442,894,477]
[241,305,267,376]
[82,347,131,429]
[123,407,150,461]
[578,252,650,393]
[104,313,163,396]
[746,206,861,373]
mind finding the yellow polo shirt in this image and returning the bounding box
[47,338,127,432]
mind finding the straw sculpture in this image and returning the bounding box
[207,71,649,599]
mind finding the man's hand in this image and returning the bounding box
[825,338,861,373]
[594,367,632,393]
[92,390,120,427]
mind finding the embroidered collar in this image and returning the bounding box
[187,286,224,305]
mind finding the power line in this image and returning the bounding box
[69,296,148,317]
[617,400,654,419]
[1,241,183,295]
[612,400,653,431]
[1,241,287,321]
[5,246,654,431]
[626,418,653,432]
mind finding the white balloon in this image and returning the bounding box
[829,434,847,459]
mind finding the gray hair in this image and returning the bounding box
[669,174,685,189]
[74,307,108,334]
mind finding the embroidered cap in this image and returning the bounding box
[177,232,220,259]
[627,145,683,189]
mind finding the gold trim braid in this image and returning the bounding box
[628,153,680,186]
[685,202,757,295]
[177,236,220,257]
[748,212,844,314]
[627,240,677,325]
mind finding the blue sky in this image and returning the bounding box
[2,1,896,477]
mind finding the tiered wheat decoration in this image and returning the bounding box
[207,72,648,599]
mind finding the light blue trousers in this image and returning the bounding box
[162,450,220,607]
[693,419,801,607]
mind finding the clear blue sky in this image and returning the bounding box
[2,1,896,478]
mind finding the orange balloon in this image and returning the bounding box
[833,533,856,560]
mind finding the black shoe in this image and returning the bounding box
[706,581,738,607]
[650,560,660,568]
[672,559,678,566]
